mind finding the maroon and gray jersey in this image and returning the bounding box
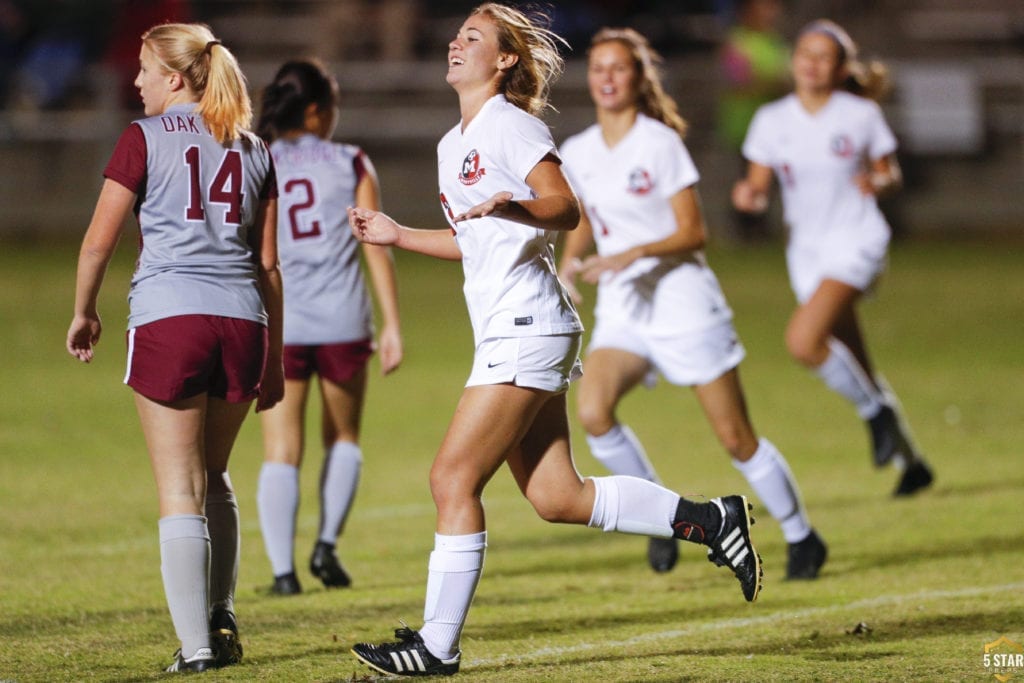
[104,103,277,329]
[270,134,373,344]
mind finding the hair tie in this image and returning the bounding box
[203,40,222,56]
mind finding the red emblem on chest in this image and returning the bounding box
[459,149,486,185]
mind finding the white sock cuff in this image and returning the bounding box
[428,532,487,572]
[328,440,363,463]
[587,423,626,450]
[261,461,299,479]
[732,438,780,480]
[587,476,619,532]
[159,514,209,543]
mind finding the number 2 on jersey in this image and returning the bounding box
[283,177,322,240]
[184,146,243,224]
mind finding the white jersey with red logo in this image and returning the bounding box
[436,94,582,345]
[104,103,277,329]
[270,134,373,345]
[560,114,733,335]
[742,91,897,251]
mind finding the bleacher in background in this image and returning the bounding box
[1,0,1022,239]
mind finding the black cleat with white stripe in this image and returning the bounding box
[351,626,460,677]
[707,495,763,602]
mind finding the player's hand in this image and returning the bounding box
[557,257,584,305]
[731,180,768,213]
[453,191,513,222]
[349,206,401,245]
[377,324,403,376]
[579,249,637,284]
[255,359,285,412]
[66,314,102,363]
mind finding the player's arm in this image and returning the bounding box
[66,179,135,362]
[348,205,462,261]
[253,197,285,412]
[579,185,706,283]
[453,154,580,232]
[856,152,902,197]
[354,163,403,375]
[732,160,773,213]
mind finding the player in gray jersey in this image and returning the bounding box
[66,23,282,673]
[254,59,402,596]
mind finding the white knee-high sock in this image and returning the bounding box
[319,441,362,543]
[815,339,885,418]
[418,532,486,661]
[587,476,678,538]
[732,438,811,543]
[159,514,210,659]
[586,424,661,483]
[257,462,299,576]
[205,488,239,614]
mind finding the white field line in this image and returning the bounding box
[468,581,1024,667]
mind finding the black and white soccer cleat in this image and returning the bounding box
[707,495,763,602]
[351,625,460,677]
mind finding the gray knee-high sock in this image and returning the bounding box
[205,488,239,614]
[159,514,211,658]
[319,441,362,543]
[257,462,300,576]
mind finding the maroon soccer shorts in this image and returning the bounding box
[125,315,267,403]
[282,339,373,384]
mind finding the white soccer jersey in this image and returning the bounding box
[560,114,732,335]
[437,95,582,345]
[742,91,897,250]
[271,134,373,345]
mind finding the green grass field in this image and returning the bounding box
[1,237,1022,682]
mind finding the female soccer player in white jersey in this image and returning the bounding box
[557,27,826,582]
[346,5,762,677]
[66,23,282,672]
[253,59,403,596]
[732,19,933,496]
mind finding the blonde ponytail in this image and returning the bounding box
[142,23,252,143]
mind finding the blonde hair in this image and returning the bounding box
[142,23,252,143]
[798,19,891,101]
[589,27,687,137]
[470,3,568,116]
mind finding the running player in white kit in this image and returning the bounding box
[346,5,761,678]
[558,28,825,581]
[733,19,934,496]
[66,24,282,672]
[253,59,403,597]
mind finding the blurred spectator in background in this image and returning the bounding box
[5,0,114,110]
[716,0,788,240]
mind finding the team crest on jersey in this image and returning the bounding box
[830,134,855,158]
[459,149,486,185]
[626,168,654,195]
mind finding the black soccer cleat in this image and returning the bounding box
[894,459,934,497]
[269,571,302,596]
[706,495,763,602]
[310,541,352,588]
[867,404,906,467]
[786,529,827,580]
[165,647,216,673]
[351,626,460,677]
[210,608,243,668]
[647,536,679,573]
